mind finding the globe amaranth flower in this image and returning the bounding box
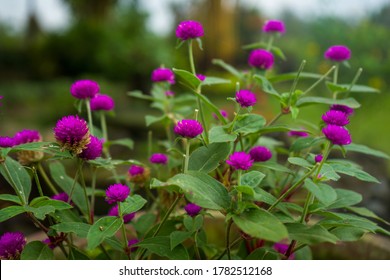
[324,45,351,62]
[314,154,323,163]
[249,146,272,162]
[322,125,352,146]
[0,232,26,260]
[226,151,253,170]
[149,153,168,165]
[176,20,204,40]
[108,205,135,223]
[287,130,309,137]
[128,165,150,183]
[213,110,228,120]
[70,80,100,99]
[248,49,274,69]
[42,238,57,249]
[151,67,175,84]
[90,94,114,111]
[184,203,202,217]
[262,20,286,34]
[196,74,206,81]
[273,243,295,260]
[105,184,130,204]
[0,136,15,148]
[13,129,42,145]
[53,115,90,154]
[174,119,203,138]
[235,89,257,108]
[79,135,103,160]
[51,192,70,203]
[128,239,139,252]
[322,110,349,126]
[330,104,354,116]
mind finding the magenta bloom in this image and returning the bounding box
[70,80,100,99]
[273,243,295,260]
[129,165,144,176]
[13,129,41,145]
[226,151,253,170]
[128,239,139,252]
[165,90,175,97]
[322,110,349,126]
[105,184,130,204]
[213,110,228,120]
[322,125,352,146]
[53,115,90,154]
[176,20,204,40]
[262,20,286,34]
[249,146,272,162]
[42,238,56,249]
[90,94,114,111]
[196,74,206,81]
[174,119,203,138]
[0,136,15,148]
[151,67,175,84]
[324,45,351,62]
[184,203,202,217]
[330,104,354,116]
[315,154,323,163]
[288,130,309,137]
[0,232,26,260]
[248,49,274,69]
[108,205,135,223]
[79,135,103,160]
[149,153,168,165]
[236,89,257,108]
[51,192,70,203]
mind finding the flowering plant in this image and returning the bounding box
[0,19,389,260]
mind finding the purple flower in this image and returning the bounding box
[322,125,352,146]
[105,184,130,204]
[79,135,103,160]
[128,165,150,183]
[184,203,202,217]
[70,80,100,99]
[324,45,351,62]
[129,165,144,176]
[315,154,323,163]
[53,115,90,154]
[235,89,257,108]
[196,74,206,81]
[149,153,168,165]
[0,136,15,148]
[42,238,56,249]
[273,243,295,260]
[108,205,135,223]
[151,67,175,84]
[322,110,349,126]
[262,20,286,34]
[128,239,139,252]
[0,95,2,106]
[249,146,272,162]
[174,119,203,138]
[176,20,204,40]
[330,104,354,116]
[226,151,253,170]
[248,49,274,69]
[51,192,70,203]
[90,94,115,111]
[213,110,228,120]
[165,90,175,97]
[288,130,309,137]
[0,232,26,260]
[13,129,42,145]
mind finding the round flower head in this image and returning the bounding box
[196,74,206,81]
[315,154,323,163]
[128,165,150,183]
[226,151,253,170]
[184,203,202,217]
[236,89,257,108]
[151,67,175,84]
[105,184,130,204]
[174,119,203,138]
[322,110,349,126]
[176,20,204,40]
[262,20,286,34]
[322,125,352,146]
[51,192,70,203]
[0,232,26,260]
[13,129,41,145]
[79,135,103,160]
[213,110,228,120]
[108,205,135,223]
[53,115,90,154]
[248,49,274,69]
[70,80,100,99]
[90,94,115,111]
[149,153,168,165]
[249,146,272,162]
[288,130,309,137]
[0,136,15,148]
[330,104,354,116]
[42,238,57,250]
[273,243,295,260]
[324,45,351,62]
[128,239,139,252]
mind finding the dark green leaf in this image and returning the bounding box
[137,236,189,260]
[288,157,313,168]
[145,115,169,127]
[173,68,201,90]
[87,216,123,250]
[170,231,193,250]
[0,205,26,222]
[51,222,91,238]
[241,171,266,188]
[212,59,242,78]
[245,247,279,260]
[330,227,367,241]
[29,197,73,211]
[253,188,277,205]
[0,194,21,205]
[209,126,237,143]
[254,162,293,173]
[24,205,55,220]
[233,114,266,134]
[236,185,255,197]
[290,137,325,152]
[343,143,389,159]
[296,97,360,108]
[188,142,231,173]
[271,46,286,60]
[303,179,337,206]
[202,76,231,86]
[330,163,380,183]
[10,142,53,152]
[327,188,362,209]
[68,247,90,260]
[347,206,390,226]
[326,82,348,93]
[134,213,156,238]
[320,164,341,181]
[127,90,155,101]
[253,75,280,98]
[326,83,380,94]
[21,241,54,260]
[195,93,228,125]
[119,194,147,215]
[285,223,339,244]
[106,138,134,150]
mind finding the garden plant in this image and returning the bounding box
[0,19,389,260]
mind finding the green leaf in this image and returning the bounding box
[288,157,313,168]
[195,92,228,125]
[330,227,367,241]
[24,205,55,220]
[87,216,123,250]
[68,247,90,260]
[106,138,134,150]
[29,196,73,211]
[232,207,288,242]
[236,185,255,197]
[170,231,193,250]
[10,141,53,152]
[119,194,147,215]
[51,222,91,238]
[188,142,231,173]
[127,90,155,101]
[303,179,337,206]
[327,188,362,209]
[173,68,201,90]
[296,97,360,108]
[0,194,22,204]
[319,164,341,181]
[253,75,280,98]
[137,236,189,260]
[290,137,325,152]
[257,125,298,134]
[233,114,266,134]
[343,143,389,159]
[212,59,242,79]
[167,171,230,210]
[21,241,54,260]
[209,126,237,143]
[0,157,32,205]
[271,46,286,60]
[330,163,380,183]
[245,247,279,260]
[145,115,169,127]
[241,171,266,188]
[134,213,156,238]
[268,72,324,83]
[202,76,231,86]
[254,161,293,173]
[285,223,339,244]
[347,206,390,226]
[326,83,380,94]
[0,205,26,222]
[253,188,277,205]
[325,82,348,93]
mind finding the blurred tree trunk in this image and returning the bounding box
[62,0,119,22]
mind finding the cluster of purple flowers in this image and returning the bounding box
[0,129,42,148]
[0,232,26,260]
[322,104,353,146]
[174,119,203,138]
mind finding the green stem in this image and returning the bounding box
[288,60,306,106]
[266,35,274,51]
[333,63,339,84]
[37,163,58,195]
[303,66,336,95]
[188,40,196,75]
[184,138,190,174]
[118,202,130,259]
[100,111,108,142]
[194,231,201,260]
[196,96,209,145]
[90,166,97,224]
[216,236,242,260]
[86,99,94,136]
[99,244,112,260]
[78,160,92,224]
[226,219,233,260]
[32,166,44,197]
[345,68,363,97]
